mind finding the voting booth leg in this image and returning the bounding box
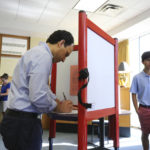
[78,110,87,150]
[115,114,119,149]
[49,138,53,150]
[99,118,105,148]
[78,121,88,150]
[49,119,56,150]
[108,115,119,149]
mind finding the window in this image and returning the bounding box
[129,33,150,77]
[0,34,30,57]
[0,34,30,76]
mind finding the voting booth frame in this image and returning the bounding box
[49,11,119,150]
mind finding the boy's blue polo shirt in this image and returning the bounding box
[130,71,150,105]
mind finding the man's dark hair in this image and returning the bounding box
[141,51,150,62]
[1,73,8,80]
[46,30,74,47]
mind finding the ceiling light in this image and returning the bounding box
[74,0,108,12]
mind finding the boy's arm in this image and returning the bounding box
[0,89,9,96]
[132,93,139,114]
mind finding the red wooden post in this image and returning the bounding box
[114,38,119,148]
[78,11,88,150]
[49,63,57,138]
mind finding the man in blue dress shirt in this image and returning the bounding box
[0,30,74,150]
[130,51,150,150]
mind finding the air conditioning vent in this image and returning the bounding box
[98,3,124,17]
[101,4,122,12]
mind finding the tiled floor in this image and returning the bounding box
[42,127,143,150]
[0,128,145,150]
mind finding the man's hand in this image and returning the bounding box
[73,105,78,110]
[54,100,73,113]
[55,98,60,104]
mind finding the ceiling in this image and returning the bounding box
[0,0,150,42]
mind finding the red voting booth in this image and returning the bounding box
[49,11,119,150]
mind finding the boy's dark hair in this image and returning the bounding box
[46,30,74,47]
[141,51,150,62]
[1,73,8,80]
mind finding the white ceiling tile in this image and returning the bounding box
[59,10,78,28]
[23,0,49,8]
[39,9,67,26]
[59,9,94,30]
[131,0,150,11]
[47,0,78,9]
[43,0,78,19]
[0,16,54,37]
[116,8,141,20]
[105,19,125,31]
[16,0,48,21]
[38,0,74,26]
[0,0,19,10]
[0,9,17,20]
[0,0,150,41]
[0,0,19,18]
[16,16,39,23]
[19,0,48,13]
[89,13,112,24]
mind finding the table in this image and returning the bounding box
[48,112,111,150]
[48,110,130,150]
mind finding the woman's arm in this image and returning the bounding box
[0,89,9,96]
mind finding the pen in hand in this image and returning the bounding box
[62,92,78,110]
[63,92,67,100]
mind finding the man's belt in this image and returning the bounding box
[140,104,150,108]
[5,109,39,119]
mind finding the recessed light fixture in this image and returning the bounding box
[74,0,108,12]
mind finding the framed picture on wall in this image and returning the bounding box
[0,34,30,57]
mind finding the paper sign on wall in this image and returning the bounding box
[70,65,78,96]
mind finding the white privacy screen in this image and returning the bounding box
[56,51,78,105]
[87,28,115,111]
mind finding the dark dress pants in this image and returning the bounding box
[0,114,42,150]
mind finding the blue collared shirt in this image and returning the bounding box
[130,71,150,105]
[0,82,11,101]
[7,42,57,114]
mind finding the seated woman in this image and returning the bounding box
[0,73,11,115]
